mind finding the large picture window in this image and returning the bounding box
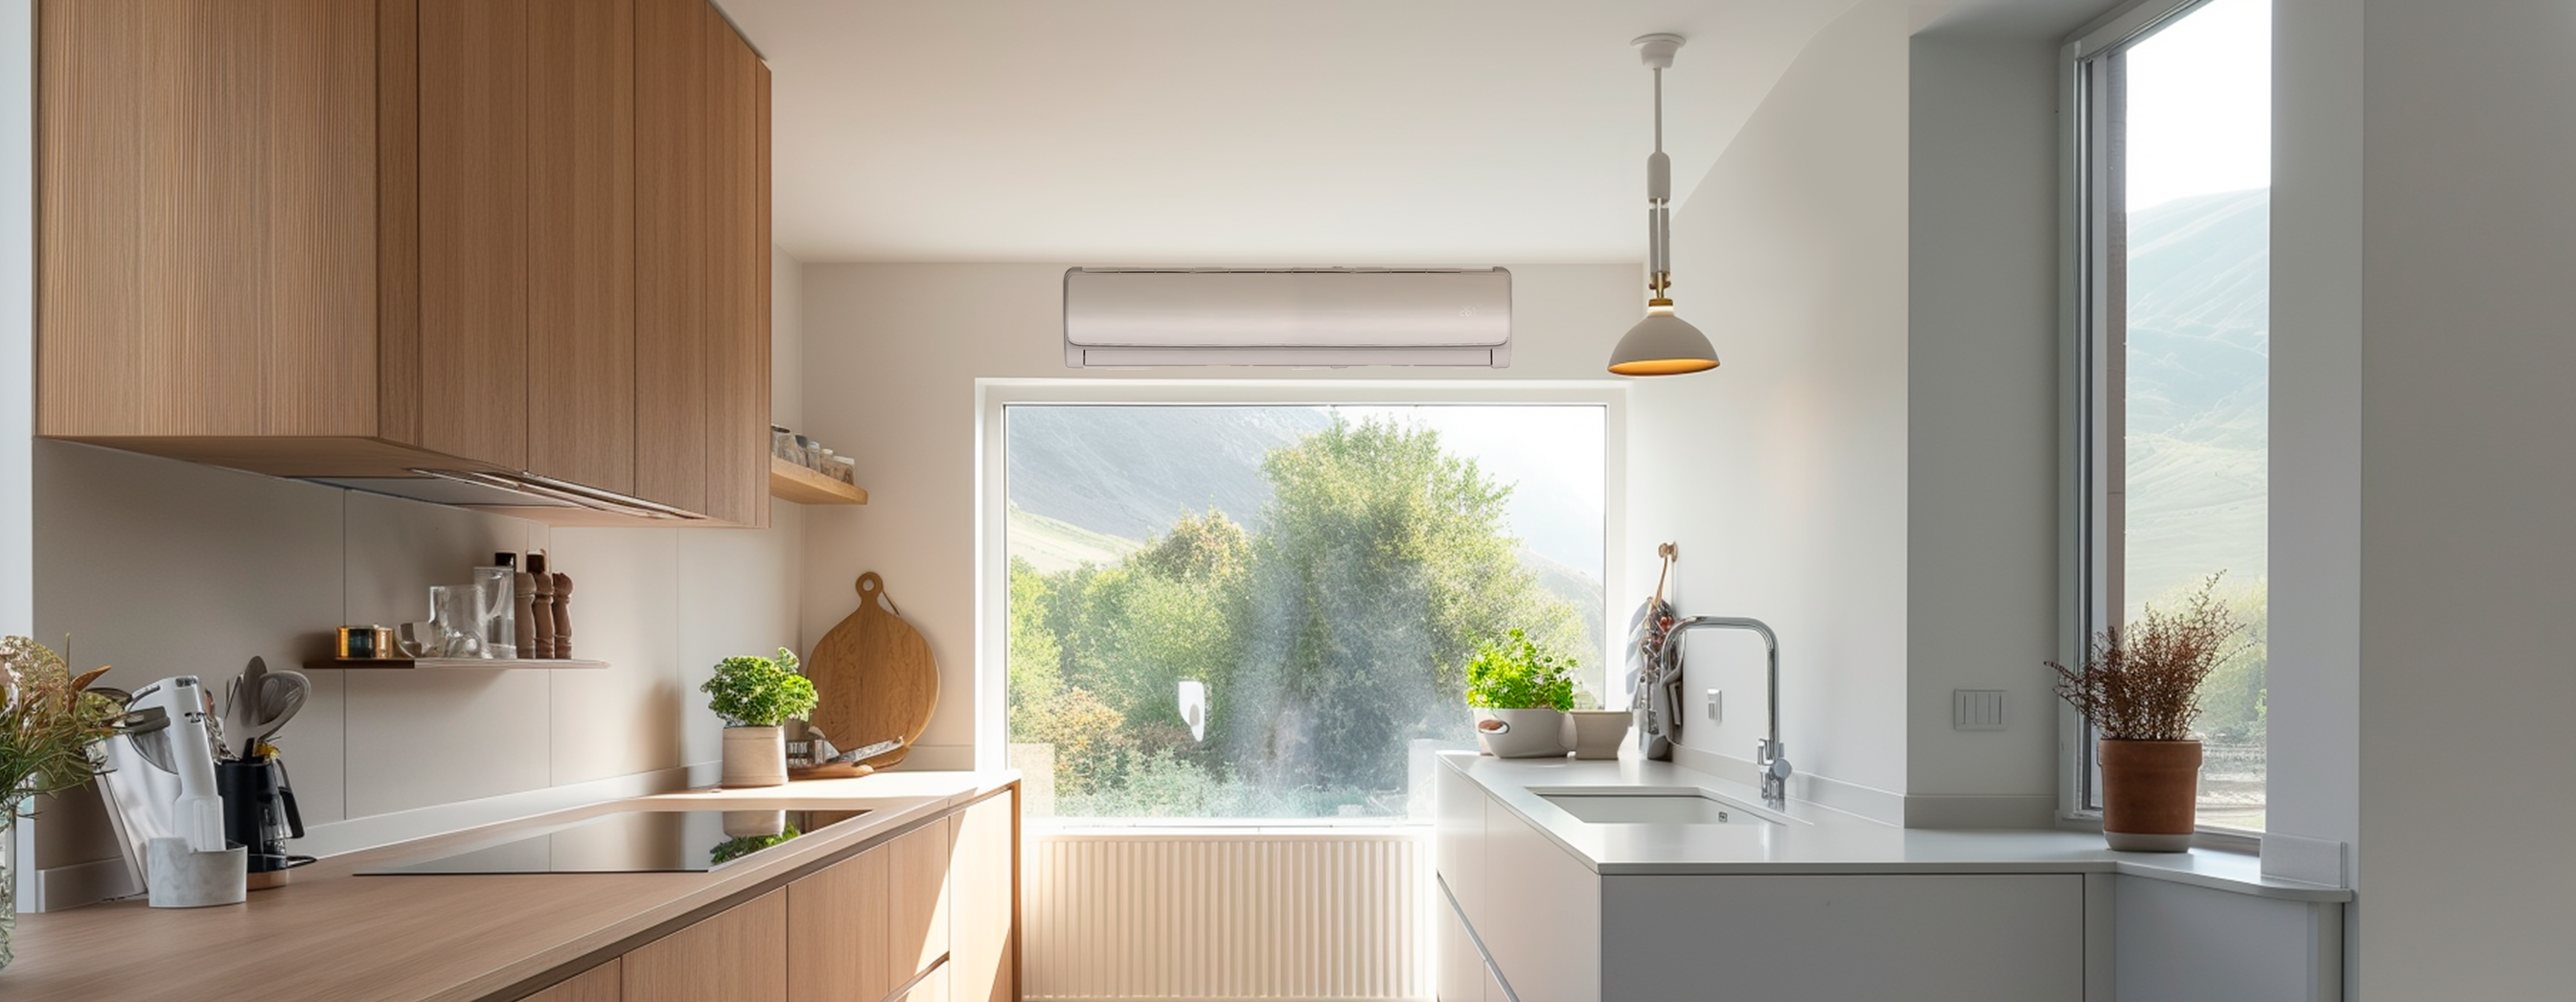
[1000,403,1607,821]
[2071,0,2270,831]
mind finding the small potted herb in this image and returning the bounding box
[2050,575,2243,851]
[702,648,817,787]
[1465,629,1578,758]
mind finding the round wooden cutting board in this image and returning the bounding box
[806,572,938,767]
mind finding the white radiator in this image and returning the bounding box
[1023,829,1436,1002]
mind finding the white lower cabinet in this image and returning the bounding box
[1435,772,2088,1002]
[1599,874,2084,1001]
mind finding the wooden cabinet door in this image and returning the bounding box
[890,818,954,982]
[950,793,1019,1002]
[625,889,788,1002]
[789,841,895,1002]
[702,23,770,528]
[524,959,621,1002]
[36,0,382,440]
[635,0,768,524]
[525,0,638,492]
[414,0,530,470]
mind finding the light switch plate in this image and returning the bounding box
[1706,689,1721,722]
[1953,690,2007,731]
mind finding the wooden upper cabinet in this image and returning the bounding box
[35,0,768,526]
[636,0,770,527]
[525,0,638,495]
[37,0,381,440]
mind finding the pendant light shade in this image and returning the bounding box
[1607,300,1718,376]
[1608,34,1718,377]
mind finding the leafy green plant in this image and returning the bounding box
[701,648,817,728]
[1465,628,1577,711]
[709,826,800,866]
[2,636,125,820]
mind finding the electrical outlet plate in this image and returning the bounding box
[1706,688,1721,722]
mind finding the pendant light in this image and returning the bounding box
[1606,33,1720,376]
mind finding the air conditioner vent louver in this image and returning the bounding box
[1063,267,1511,368]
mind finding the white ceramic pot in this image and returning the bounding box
[1475,708,1571,758]
[721,725,788,787]
[1562,710,1634,760]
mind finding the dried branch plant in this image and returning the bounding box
[1,636,125,820]
[2051,575,2244,741]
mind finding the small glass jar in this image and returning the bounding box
[770,425,794,462]
[832,455,857,485]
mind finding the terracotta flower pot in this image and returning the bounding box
[2098,739,2201,852]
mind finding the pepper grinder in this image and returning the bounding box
[549,572,574,659]
[512,559,540,663]
[526,552,556,659]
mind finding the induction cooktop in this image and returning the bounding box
[361,808,868,876]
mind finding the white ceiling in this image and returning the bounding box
[720,0,1868,263]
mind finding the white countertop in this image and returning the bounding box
[1442,752,2351,902]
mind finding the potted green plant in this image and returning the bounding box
[2050,576,2243,851]
[702,648,817,787]
[1465,628,1577,758]
[2,637,125,969]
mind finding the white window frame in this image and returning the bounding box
[973,378,1629,826]
[2058,0,2264,853]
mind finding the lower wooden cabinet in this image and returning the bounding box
[788,839,895,1002]
[523,960,621,1002]
[951,794,1018,1002]
[583,787,1016,1002]
[624,889,788,1002]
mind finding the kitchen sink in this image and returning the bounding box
[1536,789,1775,825]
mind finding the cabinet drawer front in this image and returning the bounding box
[790,842,896,1002]
[624,888,788,1002]
[1602,875,2086,1002]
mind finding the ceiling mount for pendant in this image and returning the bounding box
[1607,33,1720,377]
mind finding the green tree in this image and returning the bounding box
[1228,417,1578,792]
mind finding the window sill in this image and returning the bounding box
[2059,810,2263,855]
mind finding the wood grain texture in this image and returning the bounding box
[952,792,1021,1002]
[624,889,788,1002]
[415,0,530,469]
[526,0,637,493]
[377,0,422,445]
[3,776,1019,1002]
[771,456,870,505]
[891,816,955,983]
[632,0,711,516]
[37,0,379,439]
[807,574,942,768]
[787,839,894,1002]
[699,26,768,527]
[519,959,620,1002]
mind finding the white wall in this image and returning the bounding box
[2351,1,2576,995]
[794,263,1640,767]
[2266,0,2362,893]
[1901,29,2066,827]
[24,252,809,907]
[4,0,34,916]
[1626,0,1914,820]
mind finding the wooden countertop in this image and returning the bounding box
[0,771,1019,1002]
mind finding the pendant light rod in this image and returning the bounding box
[1636,34,1684,302]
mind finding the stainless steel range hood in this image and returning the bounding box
[305,469,705,521]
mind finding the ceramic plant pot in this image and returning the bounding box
[1476,708,1571,758]
[2098,739,2201,852]
[722,725,789,787]
[1562,711,1634,760]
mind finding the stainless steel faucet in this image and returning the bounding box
[1658,616,1793,806]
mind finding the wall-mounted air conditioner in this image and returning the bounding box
[1062,267,1512,368]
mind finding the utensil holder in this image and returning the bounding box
[146,837,245,908]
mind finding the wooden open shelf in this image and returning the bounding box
[770,455,869,505]
[304,657,610,671]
